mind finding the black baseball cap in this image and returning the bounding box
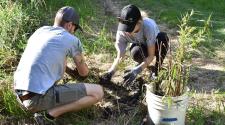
[56,6,83,32]
[117,4,141,32]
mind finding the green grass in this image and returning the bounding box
[187,106,206,125]
[1,80,28,117]
[187,100,225,125]
[186,91,225,125]
[0,1,26,51]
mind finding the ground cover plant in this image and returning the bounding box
[0,0,224,125]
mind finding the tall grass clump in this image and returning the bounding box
[81,25,114,54]
[0,78,28,117]
[0,1,47,75]
[0,1,27,51]
[0,0,49,53]
[154,10,211,96]
[0,0,47,117]
[0,3,25,113]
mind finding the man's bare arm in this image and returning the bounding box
[73,53,89,77]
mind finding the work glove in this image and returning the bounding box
[149,72,157,80]
[100,71,115,82]
[123,66,142,86]
[148,66,158,81]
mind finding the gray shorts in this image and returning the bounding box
[21,83,86,112]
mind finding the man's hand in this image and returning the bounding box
[66,66,87,79]
[123,66,142,86]
[100,71,115,82]
[74,53,89,77]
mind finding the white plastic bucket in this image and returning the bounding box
[146,84,189,125]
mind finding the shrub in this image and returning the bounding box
[153,10,211,96]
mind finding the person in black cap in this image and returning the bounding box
[101,4,169,85]
[14,6,104,124]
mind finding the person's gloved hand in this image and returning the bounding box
[123,66,142,86]
[149,72,157,80]
[100,71,115,82]
[148,66,158,81]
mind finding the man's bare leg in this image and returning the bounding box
[48,84,104,117]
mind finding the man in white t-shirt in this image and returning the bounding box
[101,4,169,85]
[14,6,104,124]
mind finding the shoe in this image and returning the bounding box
[34,112,55,125]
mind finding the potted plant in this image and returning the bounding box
[145,10,211,125]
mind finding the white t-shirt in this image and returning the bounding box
[14,26,83,94]
[115,17,159,55]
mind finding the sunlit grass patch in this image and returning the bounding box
[187,91,225,125]
[79,25,115,54]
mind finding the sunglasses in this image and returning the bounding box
[117,17,134,24]
[72,23,79,31]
